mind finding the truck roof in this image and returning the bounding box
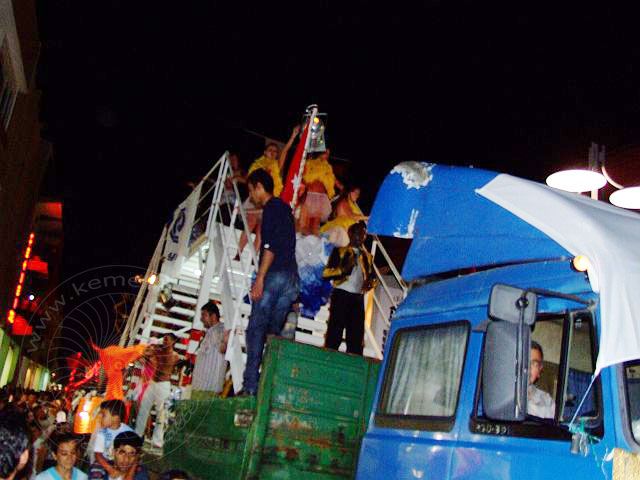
[369,163,640,374]
[393,260,593,330]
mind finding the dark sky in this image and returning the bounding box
[34,2,640,309]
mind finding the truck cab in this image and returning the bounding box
[356,163,640,479]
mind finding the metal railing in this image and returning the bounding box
[363,234,408,357]
[120,225,167,346]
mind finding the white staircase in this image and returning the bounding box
[119,152,406,394]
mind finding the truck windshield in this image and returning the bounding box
[623,361,640,442]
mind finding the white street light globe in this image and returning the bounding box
[545,169,607,193]
[609,187,640,209]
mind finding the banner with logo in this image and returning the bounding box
[163,183,202,278]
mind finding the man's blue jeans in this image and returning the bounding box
[243,270,299,394]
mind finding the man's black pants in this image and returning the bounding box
[325,288,364,355]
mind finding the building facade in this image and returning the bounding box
[0,0,56,390]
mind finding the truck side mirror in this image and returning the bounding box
[483,321,530,421]
[483,284,536,421]
[489,284,537,325]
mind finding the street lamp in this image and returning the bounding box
[609,186,640,209]
[545,143,640,208]
[545,169,606,193]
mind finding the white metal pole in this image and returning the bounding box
[589,142,598,200]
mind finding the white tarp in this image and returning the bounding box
[477,174,640,376]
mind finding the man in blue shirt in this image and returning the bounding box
[241,168,299,395]
[89,432,149,480]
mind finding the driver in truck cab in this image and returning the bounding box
[528,341,555,419]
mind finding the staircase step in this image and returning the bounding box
[155,304,195,318]
[296,316,327,334]
[172,293,197,305]
[150,313,193,328]
[135,334,188,351]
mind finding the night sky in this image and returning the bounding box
[33,2,640,345]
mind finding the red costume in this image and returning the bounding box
[92,344,146,400]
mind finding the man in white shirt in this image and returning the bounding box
[191,301,228,393]
[527,341,555,419]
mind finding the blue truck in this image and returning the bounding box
[355,163,640,479]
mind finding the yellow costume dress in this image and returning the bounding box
[320,198,363,233]
[248,155,283,197]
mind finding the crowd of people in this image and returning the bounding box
[0,387,192,480]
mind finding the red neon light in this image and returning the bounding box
[7,232,35,325]
[68,360,102,389]
[11,314,32,335]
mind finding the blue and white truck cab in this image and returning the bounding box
[356,163,640,479]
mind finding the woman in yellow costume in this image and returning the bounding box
[320,185,368,246]
[236,126,299,258]
[299,150,343,236]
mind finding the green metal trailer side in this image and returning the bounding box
[164,337,380,479]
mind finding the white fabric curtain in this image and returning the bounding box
[385,323,468,417]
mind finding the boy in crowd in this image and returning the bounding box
[89,431,148,480]
[36,431,87,480]
[90,400,133,477]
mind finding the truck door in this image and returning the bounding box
[453,308,612,479]
[356,320,471,479]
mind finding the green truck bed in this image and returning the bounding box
[163,337,380,479]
